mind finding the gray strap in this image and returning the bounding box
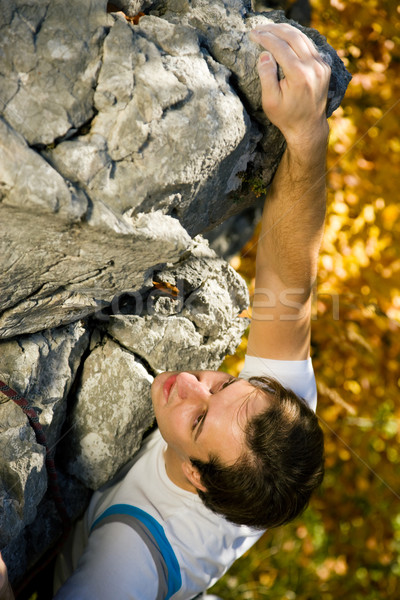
[92,514,169,600]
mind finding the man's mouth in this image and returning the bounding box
[163,374,178,403]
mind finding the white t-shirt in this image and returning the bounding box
[54,356,317,600]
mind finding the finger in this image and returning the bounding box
[251,29,331,92]
[269,24,330,71]
[266,23,319,58]
[251,23,323,67]
[250,29,303,78]
[256,51,281,111]
[251,24,307,58]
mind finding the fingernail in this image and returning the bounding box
[260,51,272,64]
[253,29,272,37]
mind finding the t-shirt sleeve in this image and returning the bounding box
[54,523,160,600]
[239,354,317,412]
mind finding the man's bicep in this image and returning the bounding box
[54,523,161,600]
[247,267,312,360]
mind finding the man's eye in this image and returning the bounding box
[193,413,206,431]
[209,377,236,395]
[220,378,235,391]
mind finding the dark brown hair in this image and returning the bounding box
[190,376,324,529]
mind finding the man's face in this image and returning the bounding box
[151,370,268,489]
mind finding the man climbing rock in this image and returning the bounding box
[0,22,332,600]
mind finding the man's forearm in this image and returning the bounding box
[247,23,331,359]
[257,133,328,298]
[250,24,331,301]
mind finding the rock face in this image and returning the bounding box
[0,0,108,147]
[0,401,46,548]
[0,209,193,338]
[0,322,90,582]
[63,337,155,490]
[0,0,351,586]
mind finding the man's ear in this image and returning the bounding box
[181,461,207,493]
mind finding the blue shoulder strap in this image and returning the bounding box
[90,503,182,600]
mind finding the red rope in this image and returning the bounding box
[0,380,70,527]
[0,379,75,598]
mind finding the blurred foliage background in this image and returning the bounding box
[213,0,400,598]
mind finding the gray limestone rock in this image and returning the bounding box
[0,209,192,339]
[0,0,110,146]
[0,400,46,547]
[62,336,154,489]
[0,321,89,546]
[0,322,90,447]
[0,118,87,221]
[2,471,91,584]
[45,13,260,236]
[108,248,249,371]
[109,0,158,16]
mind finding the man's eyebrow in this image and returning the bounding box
[194,378,238,443]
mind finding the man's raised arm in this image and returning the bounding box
[247,23,331,361]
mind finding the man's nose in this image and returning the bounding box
[175,372,208,402]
